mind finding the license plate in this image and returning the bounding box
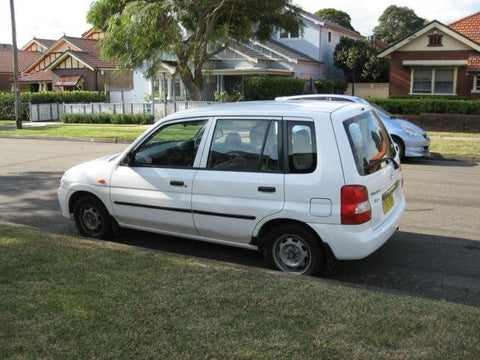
[382,194,395,214]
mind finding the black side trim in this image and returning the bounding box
[113,201,256,220]
[114,201,191,213]
[193,210,256,220]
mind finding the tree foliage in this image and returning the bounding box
[87,0,302,100]
[373,5,426,44]
[333,37,389,94]
[314,8,355,31]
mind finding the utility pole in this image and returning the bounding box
[9,0,22,129]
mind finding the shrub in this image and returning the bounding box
[314,79,348,94]
[243,77,305,100]
[369,98,480,115]
[61,113,154,124]
[0,91,106,120]
[214,91,244,102]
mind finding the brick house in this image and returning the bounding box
[378,12,480,99]
[18,31,132,93]
[0,49,39,92]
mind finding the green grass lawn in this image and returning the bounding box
[1,224,479,359]
[0,123,146,140]
[429,133,480,157]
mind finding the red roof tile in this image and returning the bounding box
[19,70,52,82]
[467,53,480,72]
[0,50,40,73]
[64,37,117,68]
[449,12,480,43]
[56,75,82,86]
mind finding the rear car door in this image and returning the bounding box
[192,117,284,244]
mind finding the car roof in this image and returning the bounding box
[162,100,360,121]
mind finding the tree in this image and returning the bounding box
[373,5,426,44]
[314,8,355,31]
[87,0,302,100]
[9,0,22,129]
[333,37,389,95]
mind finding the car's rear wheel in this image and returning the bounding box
[264,224,323,275]
[73,195,113,240]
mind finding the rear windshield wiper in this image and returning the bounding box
[367,156,399,171]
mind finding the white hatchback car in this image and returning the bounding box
[58,101,405,275]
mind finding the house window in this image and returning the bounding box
[412,68,455,95]
[428,34,443,47]
[279,27,299,39]
[328,31,332,43]
[473,75,480,93]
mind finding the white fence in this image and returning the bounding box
[29,100,218,122]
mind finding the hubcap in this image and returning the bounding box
[81,206,102,234]
[273,235,311,274]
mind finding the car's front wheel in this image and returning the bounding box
[392,136,405,159]
[73,195,113,240]
[264,224,323,275]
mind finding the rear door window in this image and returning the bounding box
[287,122,316,173]
[344,111,395,176]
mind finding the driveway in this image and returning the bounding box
[1,138,479,306]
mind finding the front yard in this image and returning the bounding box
[1,223,480,359]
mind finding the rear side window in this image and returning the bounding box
[344,111,395,176]
[207,119,280,172]
[288,122,316,173]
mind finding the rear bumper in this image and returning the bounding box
[308,196,405,260]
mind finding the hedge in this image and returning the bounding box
[0,91,106,120]
[314,79,348,94]
[368,98,480,115]
[61,113,154,125]
[243,77,305,100]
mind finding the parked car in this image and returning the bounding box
[275,94,430,158]
[58,101,405,275]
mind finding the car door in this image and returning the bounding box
[109,118,210,236]
[191,117,284,244]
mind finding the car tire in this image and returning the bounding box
[392,136,405,159]
[73,195,113,240]
[263,224,323,275]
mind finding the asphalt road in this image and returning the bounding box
[1,138,479,306]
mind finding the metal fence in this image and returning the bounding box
[29,100,218,122]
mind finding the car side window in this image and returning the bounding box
[207,119,280,172]
[132,120,207,167]
[288,122,317,173]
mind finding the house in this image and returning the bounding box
[18,32,132,94]
[133,10,364,101]
[378,12,480,98]
[0,49,40,92]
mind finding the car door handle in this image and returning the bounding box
[258,186,276,193]
[170,180,185,187]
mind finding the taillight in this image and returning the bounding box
[341,185,371,225]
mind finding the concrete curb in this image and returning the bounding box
[0,134,478,163]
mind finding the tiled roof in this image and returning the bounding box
[19,70,52,82]
[35,38,57,49]
[63,37,117,68]
[467,53,480,72]
[449,12,480,43]
[0,50,40,73]
[261,39,320,63]
[56,75,82,86]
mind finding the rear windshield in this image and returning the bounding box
[343,110,396,176]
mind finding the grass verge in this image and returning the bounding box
[0,123,146,140]
[1,224,479,359]
[429,133,480,157]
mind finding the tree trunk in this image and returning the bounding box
[9,0,22,129]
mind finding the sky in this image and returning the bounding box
[1,0,479,47]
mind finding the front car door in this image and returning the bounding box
[110,118,210,236]
[192,117,284,244]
